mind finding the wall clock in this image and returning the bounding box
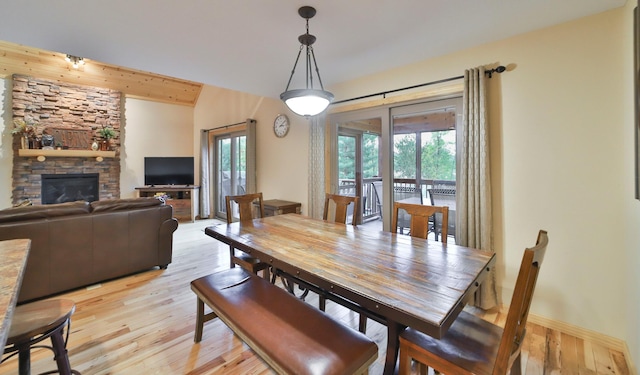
[273,114,290,138]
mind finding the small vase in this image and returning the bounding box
[100,140,111,151]
[20,134,28,149]
[91,141,99,151]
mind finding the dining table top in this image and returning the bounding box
[205,213,495,340]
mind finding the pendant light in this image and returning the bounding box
[280,6,334,117]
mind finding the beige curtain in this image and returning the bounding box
[245,119,257,193]
[199,130,211,218]
[458,66,497,309]
[308,114,326,219]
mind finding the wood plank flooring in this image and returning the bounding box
[0,219,630,375]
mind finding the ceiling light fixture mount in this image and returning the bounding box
[65,54,85,69]
[280,6,334,118]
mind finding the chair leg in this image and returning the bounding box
[194,298,204,342]
[229,246,236,269]
[358,314,367,333]
[398,343,411,375]
[511,353,523,375]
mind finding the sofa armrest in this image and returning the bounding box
[158,217,179,268]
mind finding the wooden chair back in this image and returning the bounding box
[493,230,549,374]
[225,192,264,223]
[392,202,448,242]
[323,194,359,225]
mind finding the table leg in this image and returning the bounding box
[383,321,404,375]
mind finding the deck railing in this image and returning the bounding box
[337,178,455,222]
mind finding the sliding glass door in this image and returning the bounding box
[328,97,461,232]
[215,132,246,220]
[329,109,386,228]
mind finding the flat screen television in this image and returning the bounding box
[144,157,194,186]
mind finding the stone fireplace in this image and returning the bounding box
[41,173,99,204]
[11,75,121,205]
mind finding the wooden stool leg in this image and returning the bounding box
[17,343,30,375]
[50,325,72,375]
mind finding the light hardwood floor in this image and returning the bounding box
[0,219,630,375]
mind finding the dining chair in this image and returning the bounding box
[393,185,423,234]
[225,192,270,280]
[391,201,448,242]
[318,193,361,319]
[398,230,549,375]
[323,193,360,225]
[360,201,450,334]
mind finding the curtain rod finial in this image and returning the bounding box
[485,65,506,78]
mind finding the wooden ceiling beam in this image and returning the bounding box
[0,40,202,107]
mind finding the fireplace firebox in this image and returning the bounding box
[41,173,99,204]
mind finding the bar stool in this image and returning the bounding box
[1,299,79,375]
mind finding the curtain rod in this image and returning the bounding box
[202,120,249,132]
[331,65,505,105]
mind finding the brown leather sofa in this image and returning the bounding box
[0,197,179,303]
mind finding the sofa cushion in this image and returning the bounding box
[90,197,163,213]
[0,201,90,224]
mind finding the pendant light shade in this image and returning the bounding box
[280,6,334,117]
[281,89,334,117]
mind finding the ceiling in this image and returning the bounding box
[0,0,627,101]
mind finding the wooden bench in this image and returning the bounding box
[191,267,378,375]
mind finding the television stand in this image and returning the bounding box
[135,185,200,222]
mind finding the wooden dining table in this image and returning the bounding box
[205,214,495,375]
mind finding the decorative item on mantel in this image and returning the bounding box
[41,134,55,150]
[11,118,38,149]
[98,126,116,151]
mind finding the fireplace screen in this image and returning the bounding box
[41,173,99,204]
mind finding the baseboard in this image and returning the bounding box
[527,312,636,374]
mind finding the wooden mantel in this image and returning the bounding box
[18,149,116,162]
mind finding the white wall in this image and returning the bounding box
[120,98,194,198]
[193,85,309,215]
[331,4,632,349]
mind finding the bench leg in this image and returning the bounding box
[194,296,220,342]
[195,298,205,342]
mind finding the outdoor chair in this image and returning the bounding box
[428,187,456,241]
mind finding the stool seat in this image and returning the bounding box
[2,299,78,375]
